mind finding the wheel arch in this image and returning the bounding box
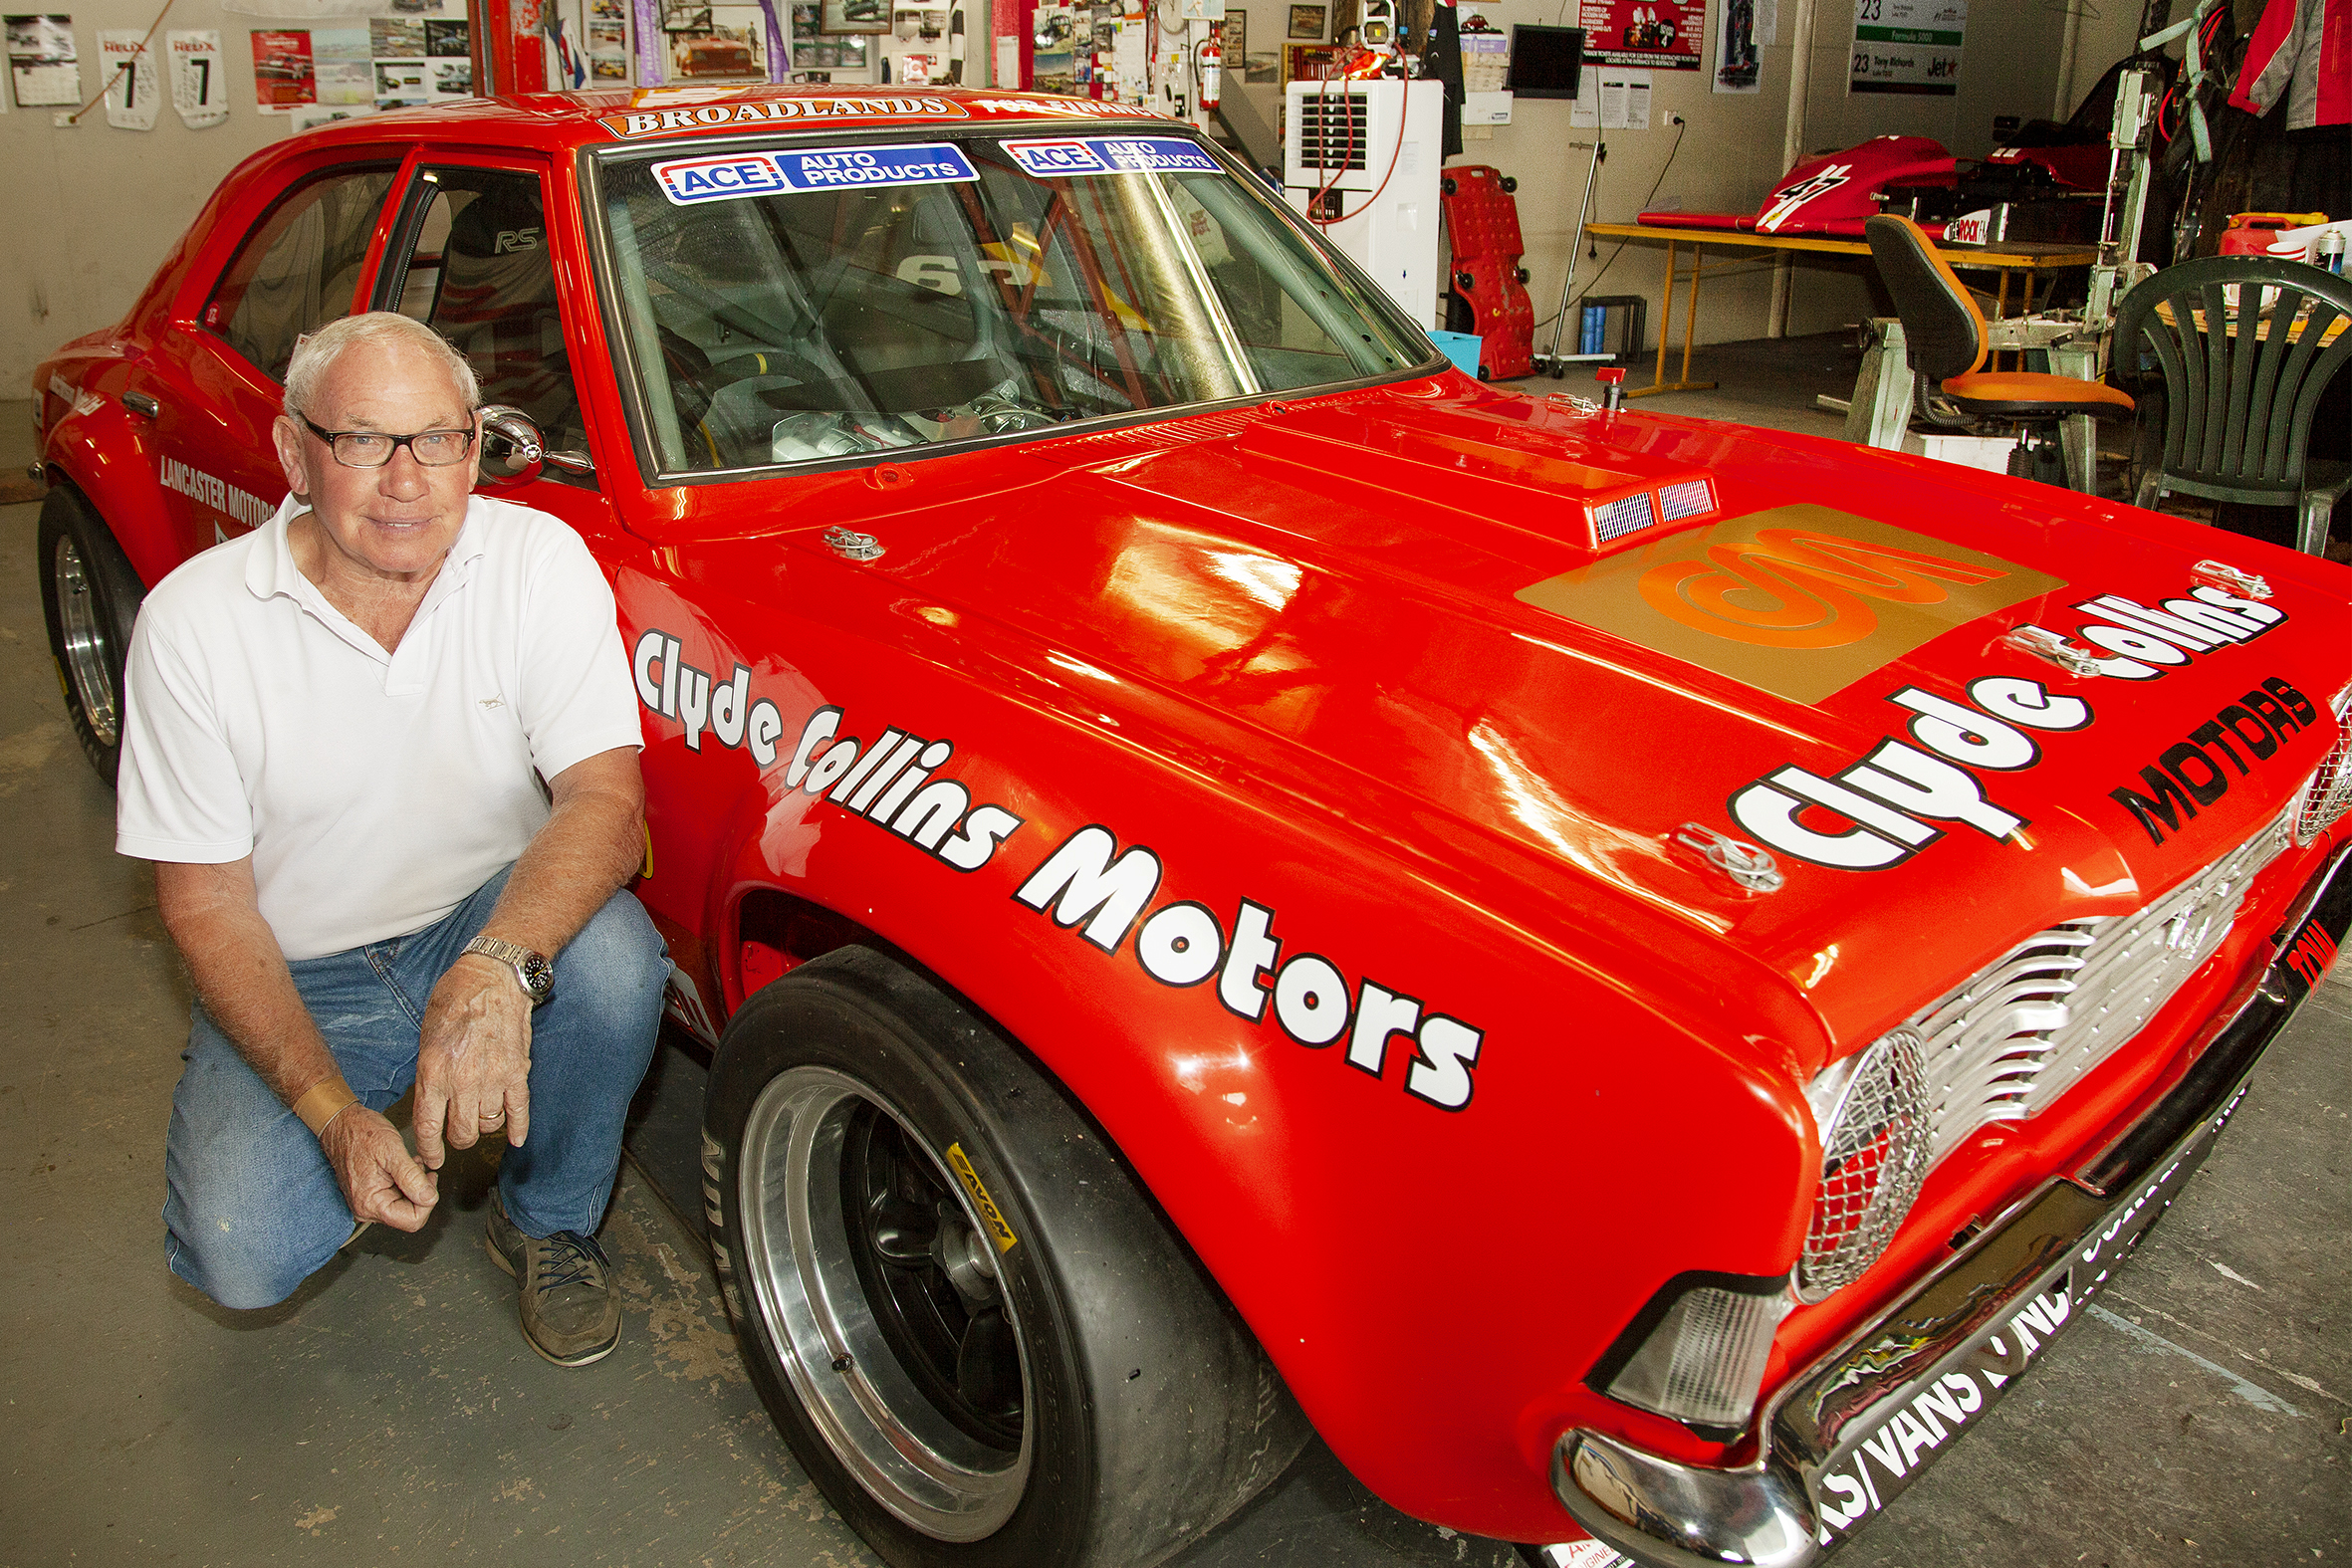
[39,406,179,591]
[701,939,1315,1566]
[669,749,1818,1541]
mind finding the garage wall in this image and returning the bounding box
[1418,0,2099,355]
[3,0,2134,393]
[0,3,295,392]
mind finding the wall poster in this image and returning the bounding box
[166,28,226,126]
[7,13,82,107]
[1576,0,1702,70]
[1848,0,1962,95]
[98,28,159,126]
[1712,0,1760,93]
[313,25,372,108]
[251,28,316,111]
[589,0,630,80]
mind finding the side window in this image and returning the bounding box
[205,166,398,382]
[386,166,589,483]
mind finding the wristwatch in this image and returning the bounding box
[462,935,556,1006]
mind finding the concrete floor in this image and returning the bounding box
[3,361,2347,1568]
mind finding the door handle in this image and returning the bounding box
[121,390,160,419]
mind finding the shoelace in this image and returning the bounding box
[534,1231,611,1293]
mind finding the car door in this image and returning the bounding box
[129,156,404,561]
[370,156,620,543]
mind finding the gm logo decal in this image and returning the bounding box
[1518,504,2066,705]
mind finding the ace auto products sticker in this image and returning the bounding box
[634,628,1488,1112]
[650,140,976,203]
[1002,134,1220,177]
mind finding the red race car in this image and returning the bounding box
[30,88,2352,1568]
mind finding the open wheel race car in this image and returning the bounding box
[30,86,2352,1568]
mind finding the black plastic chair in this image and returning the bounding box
[1862,214,2136,490]
[2110,256,2352,556]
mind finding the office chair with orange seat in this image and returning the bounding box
[1862,214,2135,491]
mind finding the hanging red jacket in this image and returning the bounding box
[2227,0,2348,129]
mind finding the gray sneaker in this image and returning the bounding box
[485,1193,622,1367]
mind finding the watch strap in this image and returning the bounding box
[294,1078,358,1137]
[462,934,554,1003]
[464,935,537,968]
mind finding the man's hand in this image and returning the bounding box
[414,955,535,1169]
[319,1104,440,1230]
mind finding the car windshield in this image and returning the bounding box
[594,128,1431,475]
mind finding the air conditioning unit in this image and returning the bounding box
[1283,78,1443,327]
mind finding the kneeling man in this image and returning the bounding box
[118,311,666,1366]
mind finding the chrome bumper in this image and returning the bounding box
[1553,845,2352,1568]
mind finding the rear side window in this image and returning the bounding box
[205,166,399,382]
[384,166,588,474]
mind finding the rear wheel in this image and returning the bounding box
[37,487,145,784]
[704,947,1308,1568]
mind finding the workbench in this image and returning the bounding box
[1583,222,2099,396]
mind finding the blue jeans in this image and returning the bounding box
[162,865,669,1309]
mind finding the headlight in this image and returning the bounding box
[2291,682,2352,844]
[1591,1272,1793,1438]
[1796,1027,1933,1302]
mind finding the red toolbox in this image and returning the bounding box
[1440,165,1534,380]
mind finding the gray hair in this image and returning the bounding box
[283,313,480,420]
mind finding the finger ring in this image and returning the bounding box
[483,1111,506,1124]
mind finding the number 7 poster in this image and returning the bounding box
[167,28,226,126]
[1849,0,1963,94]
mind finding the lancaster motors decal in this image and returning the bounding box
[633,628,1487,1111]
[1516,506,2066,705]
[159,455,274,539]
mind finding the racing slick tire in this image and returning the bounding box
[704,945,1310,1568]
[37,485,144,785]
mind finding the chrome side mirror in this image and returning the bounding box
[477,404,545,488]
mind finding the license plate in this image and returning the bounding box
[2273,850,2352,1004]
[1807,1092,2239,1549]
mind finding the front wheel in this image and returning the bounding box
[37,486,145,784]
[704,947,1308,1568]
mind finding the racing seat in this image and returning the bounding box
[1863,214,2134,490]
[432,179,581,447]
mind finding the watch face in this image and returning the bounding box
[519,954,556,1002]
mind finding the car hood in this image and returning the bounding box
[759,380,2349,1055]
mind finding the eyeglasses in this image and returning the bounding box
[301,416,477,469]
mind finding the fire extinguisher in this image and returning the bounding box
[1197,35,1220,109]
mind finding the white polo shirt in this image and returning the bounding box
[117,494,645,961]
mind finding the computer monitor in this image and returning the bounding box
[1505,25,1585,100]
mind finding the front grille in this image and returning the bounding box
[1798,1028,1932,1301]
[2294,685,2352,842]
[1912,809,2294,1166]
[1294,96,1369,171]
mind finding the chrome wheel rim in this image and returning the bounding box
[52,534,119,748]
[738,1065,1032,1540]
